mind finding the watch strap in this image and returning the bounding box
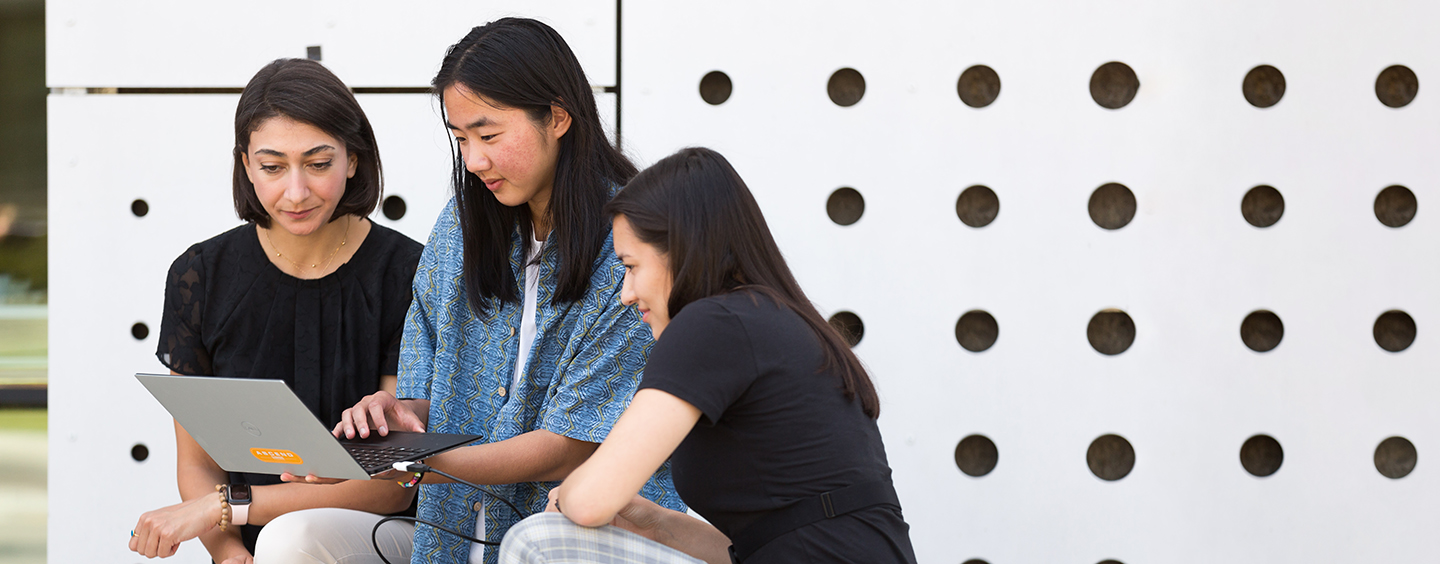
[231,501,249,526]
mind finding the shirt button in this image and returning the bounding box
[497,387,507,397]
[474,501,483,511]
[510,327,515,337]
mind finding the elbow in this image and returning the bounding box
[561,498,617,528]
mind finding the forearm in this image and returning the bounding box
[556,390,699,526]
[654,510,733,564]
[423,429,597,485]
[177,460,228,501]
[175,451,248,560]
[247,477,415,525]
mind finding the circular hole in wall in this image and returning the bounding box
[1090,62,1139,109]
[827,68,866,107]
[1088,309,1135,355]
[1089,183,1136,230]
[1240,310,1284,352]
[957,65,1001,108]
[1240,434,1283,477]
[131,199,150,217]
[699,71,733,105]
[1373,310,1416,352]
[1242,65,1286,108]
[955,434,999,477]
[828,311,864,347]
[827,187,865,226]
[131,443,150,462]
[956,310,999,352]
[1241,185,1285,227]
[382,195,407,220]
[1087,434,1135,481]
[1376,65,1419,108]
[962,560,990,564]
[1374,185,1417,227]
[957,185,1000,228]
[1098,561,1124,564]
[1375,436,1417,479]
[131,322,150,341]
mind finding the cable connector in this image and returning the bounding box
[392,461,431,473]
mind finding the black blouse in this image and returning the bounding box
[155,220,421,547]
[640,291,916,563]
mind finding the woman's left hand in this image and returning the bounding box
[280,467,410,485]
[128,493,222,558]
[278,471,348,485]
[609,495,668,541]
[219,555,254,564]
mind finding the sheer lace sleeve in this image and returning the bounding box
[156,246,213,375]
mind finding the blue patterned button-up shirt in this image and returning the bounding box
[398,197,684,564]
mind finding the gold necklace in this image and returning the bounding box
[264,218,349,273]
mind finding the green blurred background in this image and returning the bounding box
[0,0,48,563]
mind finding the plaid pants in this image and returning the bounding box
[498,513,705,564]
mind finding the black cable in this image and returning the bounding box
[372,516,498,564]
[371,462,530,563]
[412,463,525,517]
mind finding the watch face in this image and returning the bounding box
[229,484,251,503]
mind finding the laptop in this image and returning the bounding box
[136,373,482,480]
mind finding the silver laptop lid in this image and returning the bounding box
[136,373,370,480]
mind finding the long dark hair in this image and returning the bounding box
[232,58,382,228]
[605,148,881,418]
[433,18,636,311]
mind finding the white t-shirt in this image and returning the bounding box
[470,232,544,563]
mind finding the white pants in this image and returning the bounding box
[254,508,415,564]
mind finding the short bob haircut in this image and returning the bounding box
[231,58,382,227]
[605,147,881,419]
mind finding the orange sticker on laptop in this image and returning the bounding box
[250,448,303,464]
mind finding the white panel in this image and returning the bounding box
[597,91,618,147]
[47,94,231,564]
[623,1,1439,563]
[360,94,464,241]
[46,0,616,87]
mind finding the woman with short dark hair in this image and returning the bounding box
[503,148,917,564]
[127,58,422,564]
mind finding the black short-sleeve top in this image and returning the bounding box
[156,220,422,428]
[638,290,916,564]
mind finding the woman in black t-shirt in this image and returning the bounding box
[500,148,916,564]
[127,59,422,564]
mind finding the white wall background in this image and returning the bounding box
[48,1,1436,563]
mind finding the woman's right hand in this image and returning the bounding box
[128,493,223,558]
[333,390,425,439]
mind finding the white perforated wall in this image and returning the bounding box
[619,2,1437,563]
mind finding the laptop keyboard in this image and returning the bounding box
[344,443,424,471]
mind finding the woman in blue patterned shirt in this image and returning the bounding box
[322,18,684,564]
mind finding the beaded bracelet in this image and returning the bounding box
[214,484,231,531]
[397,472,423,488]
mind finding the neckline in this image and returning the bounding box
[248,218,380,285]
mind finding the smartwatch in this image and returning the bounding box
[226,483,251,526]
